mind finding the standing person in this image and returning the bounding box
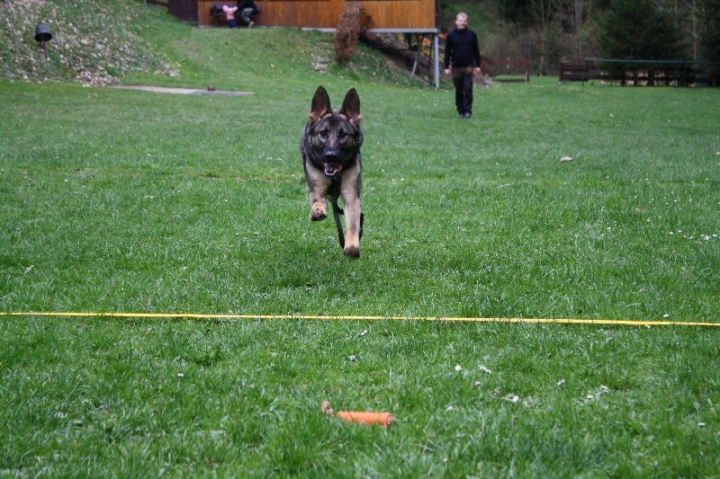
[237,0,259,28]
[222,4,238,28]
[443,12,482,118]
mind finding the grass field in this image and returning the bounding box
[2,4,720,477]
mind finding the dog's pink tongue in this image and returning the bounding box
[324,163,343,176]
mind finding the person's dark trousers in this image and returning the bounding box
[452,67,474,116]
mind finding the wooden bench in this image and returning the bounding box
[559,61,601,82]
[209,4,260,27]
[481,57,530,82]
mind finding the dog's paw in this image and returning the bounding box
[343,245,360,258]
[310,207,327,221]
[310,201,327,221]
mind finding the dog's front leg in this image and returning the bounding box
[306,164,331,221]
[340,169,362,258]
[309,189,328,221]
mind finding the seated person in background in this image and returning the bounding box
[237,0,259,28]
[223,4,238,28]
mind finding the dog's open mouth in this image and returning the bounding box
[324,163,343,177]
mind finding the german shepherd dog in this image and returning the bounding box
[301,86,364,257]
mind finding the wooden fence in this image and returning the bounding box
[559,59,720,87]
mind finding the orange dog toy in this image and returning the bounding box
[322,401,395,427]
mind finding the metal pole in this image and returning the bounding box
[433,33,440,89]
[411,35,420,78]
[575,0,581,61]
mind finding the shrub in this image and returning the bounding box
[333,3,371,65]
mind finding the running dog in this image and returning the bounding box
[301,86,364,257]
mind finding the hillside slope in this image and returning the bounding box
[0,0,433,88]
[0,0,178,85]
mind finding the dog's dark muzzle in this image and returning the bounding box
[323,149,343,177]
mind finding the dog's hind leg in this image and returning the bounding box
[330,197,345,249]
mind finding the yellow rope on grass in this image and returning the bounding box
[1,311,719,327]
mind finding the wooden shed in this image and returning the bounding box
[196,0,437,30]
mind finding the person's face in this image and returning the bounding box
[455,15,468,30]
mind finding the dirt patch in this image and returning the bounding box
[111,85,253,96]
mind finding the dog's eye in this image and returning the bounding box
[338,131,348,139]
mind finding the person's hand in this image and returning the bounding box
[475,67,482,75]
[444,68,451,76]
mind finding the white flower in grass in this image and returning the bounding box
[455,364,462,372]
[479,365,492,374]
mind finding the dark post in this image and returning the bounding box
[34,24,53,60]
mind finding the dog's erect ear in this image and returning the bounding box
[309,86,332,123]
[340,88,362,125]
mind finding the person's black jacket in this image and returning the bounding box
[237,0,258,12]
[444,28,481,69]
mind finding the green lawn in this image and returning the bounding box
[1,7,720,476]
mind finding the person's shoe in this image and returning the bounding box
[464,112,472,118]
[458,113,465,118]
[248,21,254,28]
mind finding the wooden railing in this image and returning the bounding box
[560,59,720,87]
